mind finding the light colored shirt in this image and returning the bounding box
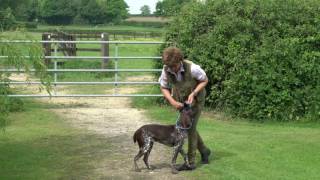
[159,62,207,88]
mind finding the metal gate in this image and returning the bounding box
[0,40,164,97]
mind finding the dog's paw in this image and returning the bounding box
[148,165,156,170]
[171,168,179,174]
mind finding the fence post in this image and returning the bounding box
[101,33,109,69]
[42,33,51,66]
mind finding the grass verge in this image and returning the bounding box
[131,90,320,180]
[0,100,112,179]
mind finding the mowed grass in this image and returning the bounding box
[132,91,320,180]
[0,101,112,179]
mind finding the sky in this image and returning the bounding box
[124,0,160,14]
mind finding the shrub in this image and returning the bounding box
[162,0,320,121]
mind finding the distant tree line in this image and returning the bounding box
[0,0,129,29]
[137,0,192,16]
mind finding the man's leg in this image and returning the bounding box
[178,105,211,171]
[189,106,211,162]
[187,106,200,165]
[177,106,199,171]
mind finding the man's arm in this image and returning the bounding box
[160,87,183,110]
[187,77,208,104]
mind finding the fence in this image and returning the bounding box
[42,32,110,68]
[0,40,165,97]
[30,29,164,40]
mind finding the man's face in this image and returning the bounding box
[170,62,181,73]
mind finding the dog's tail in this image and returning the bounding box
[133,128,143,147]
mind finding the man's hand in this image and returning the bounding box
[187,92,196,104]
[171,101,183,110]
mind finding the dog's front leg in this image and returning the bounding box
[179,148,189,165]
[171,144,182,174]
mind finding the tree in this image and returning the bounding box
[40,0,77,25]
[140,5,151,16]
[0,32,51,128]
[0,8,16,30]
[25,0,40,22]
[80,0,106,24]
[78,0,129,24]
[154,0,191,16]
[100,0,129,23]
[0,0,29,21]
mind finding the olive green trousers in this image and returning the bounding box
[188,103,209,164]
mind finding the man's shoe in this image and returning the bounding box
[201,149,211,164]
[177,163,196,171]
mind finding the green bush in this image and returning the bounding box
[163,0,320,121]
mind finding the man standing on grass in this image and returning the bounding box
[159,47,211,170]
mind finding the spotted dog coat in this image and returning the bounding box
[133,104,193,174]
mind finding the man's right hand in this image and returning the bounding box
[171,101,183,110]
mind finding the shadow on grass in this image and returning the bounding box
[211,150,236,161]
[0,132,113,179]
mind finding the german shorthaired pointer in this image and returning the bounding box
[133,103,193,174]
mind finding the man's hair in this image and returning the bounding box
[162,47,183,66]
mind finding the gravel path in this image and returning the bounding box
[10,73,189,179]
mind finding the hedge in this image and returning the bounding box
[162,0,320,121]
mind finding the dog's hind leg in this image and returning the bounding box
[143,141,154,170]
[134,149,144,172]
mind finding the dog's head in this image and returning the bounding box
[179,103,193,129]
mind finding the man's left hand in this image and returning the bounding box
[187,92,195,104]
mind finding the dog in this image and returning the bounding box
[133,103,193,174]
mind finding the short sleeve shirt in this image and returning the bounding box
[158,62,207,88]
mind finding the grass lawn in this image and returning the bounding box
[0,101,112,179]
[132,96,320,180]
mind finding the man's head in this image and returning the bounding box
[162,47,183,70]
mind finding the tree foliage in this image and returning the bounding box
[100,0,129,24]
[155,0,191,16]
[140,5,151,16]
[0,32,52,128]
[40,0,77,25]
[0,8,16,31]
[0,0,40,22]
[79,0,106,24]
[38,0,128,25]
[163,0,320,121]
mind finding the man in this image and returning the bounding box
[159,47,211,170]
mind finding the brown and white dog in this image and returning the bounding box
[133,103,193,174]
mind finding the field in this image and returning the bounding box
[125,16,170,23]
[1,29,320,179]
[36,24,164,33]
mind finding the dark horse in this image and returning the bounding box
[133,103,193,174]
